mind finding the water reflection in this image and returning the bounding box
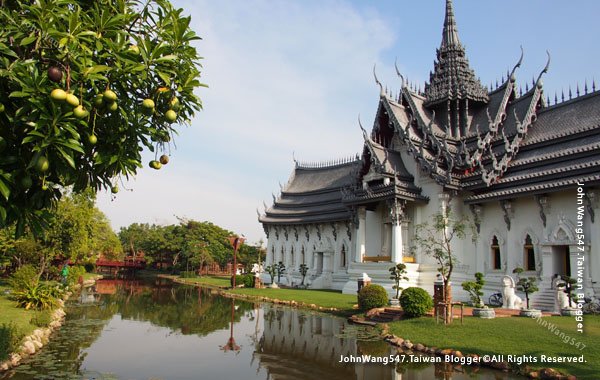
[1,278,525,380]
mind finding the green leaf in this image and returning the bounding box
[83,65,111,76]
[0,176,10,200]
[20,36,37,46]
[155,54,178,63]
[9,91,30,98]
[56,146,76,169]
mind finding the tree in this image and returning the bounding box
[299,263,308,286]
[0,191,121,277]
[461,272,485,307]
[0,0,204,235]
[556,275,578,308]
[276,261,286,283]
[513,267,539,310]
[389,263,409,299]
[411,208,476,324]
[265,264,275,284]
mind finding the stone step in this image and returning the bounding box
[383,308,403,314]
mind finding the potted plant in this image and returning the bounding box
[462,272,495,318]
[513,267,541,317]
[388,263,408,307]
[557,275,578,316]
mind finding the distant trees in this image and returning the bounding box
[118,220,261,273]
[0,191,122,277]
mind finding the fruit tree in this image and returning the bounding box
[0,0,204,235]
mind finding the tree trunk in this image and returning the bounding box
[444,281,453,325]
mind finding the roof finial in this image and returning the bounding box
[442,0,461,48]
[358,114,369,141]
[576,83,580,97]
[584,79,588,94]
[373,64,384,97]
[394,58,406,87]
[569,85,572,100]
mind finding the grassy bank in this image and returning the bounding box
[0,281,37,337]
[171,275,358,314]
[387,315,600,379]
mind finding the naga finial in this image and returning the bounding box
[373,64,384,97]
[535,50,551,87]
[358,114,369,141]
[394,58,405,86]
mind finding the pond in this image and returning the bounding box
[1,278,525,379]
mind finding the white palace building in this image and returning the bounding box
[258,0,599,311]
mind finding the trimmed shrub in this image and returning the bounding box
[230,274,255,288]
[399,287,433,318]
[358,284,389,311]
[0,323,24,361]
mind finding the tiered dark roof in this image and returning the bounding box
[259,159,360,224]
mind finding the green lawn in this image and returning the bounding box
[175,275,231,288]
[229,287,358,313]
[174,275,359,313]
[388,315,600,379]
[0,282,37,338]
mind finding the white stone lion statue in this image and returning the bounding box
[502,275,523,309]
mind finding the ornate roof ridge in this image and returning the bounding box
[540,86,600,111]
[294,155,360,170]
[465,174,600,203]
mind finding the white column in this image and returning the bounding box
[391,223,403,264]
[354,207,366,263]
[390,200,405,264]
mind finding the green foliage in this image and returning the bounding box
[11,281,62,310]
[556,275,578,308]
[66,265,86,286]
[0,192,121,277]
[8,264,40,291]
[399,287,433,318]
[276,261,286,283]
[0,323,24,361]
[410,208,476,324]
[462,272,485,307]
[389,263,409,299]
[180,271,197,278]
[358,284,389,311]
[513,267,539,309]
[230,274,254,288]
[299,263,309,286]
[118,220,255,272]
[265,264,275,284]
[0,0,204,235]
[30,309,53,327]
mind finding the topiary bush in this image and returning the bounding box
[399,287,433,318]
[358,284,389,311]
[231,274,255,288]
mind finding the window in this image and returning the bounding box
[290,247,294,268]
[341,245,347,268]
[491,236,501,270]
[524,235,535,271]
[301,246,305,265]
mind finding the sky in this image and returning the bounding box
[96,0,600,245]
